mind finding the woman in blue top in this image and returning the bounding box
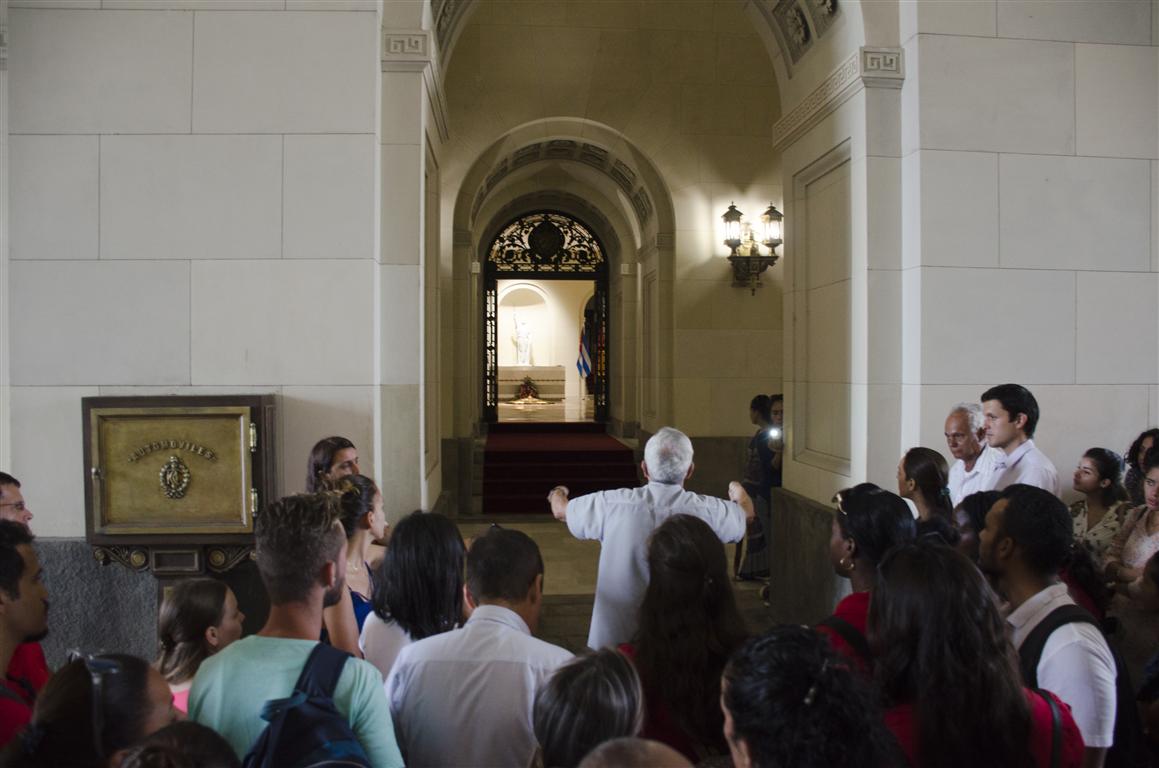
[321,474,387,654]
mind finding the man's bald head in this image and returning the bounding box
[577,738,692,768]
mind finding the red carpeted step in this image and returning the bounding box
[482,428,640,515]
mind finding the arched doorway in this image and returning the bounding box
[483,211,609,424]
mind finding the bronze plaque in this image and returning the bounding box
[88,406,253,536]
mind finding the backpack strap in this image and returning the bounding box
[293,643,352,700]
[1035,689,1062,768]
[818,615,872,665]
[1017,604,1097,689]
[0,681,26,705]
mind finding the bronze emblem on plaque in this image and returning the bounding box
[159,456,192,500]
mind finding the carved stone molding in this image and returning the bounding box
[453,228,472,247]
[655,232,675,250]
[772,46,904,150]
[860,46,904,89]
[381,28,449,142]
[470,139,654,230]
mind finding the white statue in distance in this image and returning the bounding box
[513,313,533,366]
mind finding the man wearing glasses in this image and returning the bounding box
[0,473,32,528]
[0,473,49,718]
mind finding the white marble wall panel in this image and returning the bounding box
[803,159,852,290]
[9,1,99,7]
[673,377,711,435]
[101,135,282,261]
[11,261,191,385]
[866,269,901,384]
[9,10,192,133]
[866,156,901,271]
[191,260,373,385]
[917,36,1074,155]
[10,135,98,260]
[1076,272,1159,384]
[998,1,1152,45]
[379,265,420,386]
[1153,161,1158,271]
[280,386,375,495]
[284,135,375,260]
[919,267,1076,384]
[105,0,281,8]
[286,0,378,9]
[10,386,100,537]
[917,150,999,268]
[1076,45,1159,160]
[381,73,425,147]
[377,384,421,521]
[903,0,996,40]
[192,12,376,133]
[999,154,1150,271]
[381,144,422,265]
[806,280,851,384]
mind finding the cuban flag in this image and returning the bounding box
[577,327,592,378]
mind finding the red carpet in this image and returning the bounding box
[483,427,639,515]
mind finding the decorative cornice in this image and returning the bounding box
[772,46,904,150]
[381,28,449,142]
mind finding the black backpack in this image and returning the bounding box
[243,643,373,768]
[1017,604,1148,768]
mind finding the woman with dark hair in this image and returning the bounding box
[897,447,952,521]
[736,394,775,580]
[0,654,178,768]
[870,541,1084,768]
[1070,447,1130,561]
[1125,429,1159,506]
[305,436,359,493]
[1131,552,1159,755]
[1105,447,1159,679]
[817,483,916,670]
[360,510,465,679]
[951,490,1001,563]
[119,722,240,768]
[532,649,643,768]
[619,514,748,763]
[156,578,244,713]
[721,625,903,768]
[321,474,387,642]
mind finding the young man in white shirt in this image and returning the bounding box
[980,484,1116,768]
[980,383,1060,496]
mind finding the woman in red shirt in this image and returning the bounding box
[816,483,916,670]
[870,540,1085,768]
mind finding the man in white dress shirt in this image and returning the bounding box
[386,526,572,768]
[979,383,1060,496]
[548,426,754,650]
[979,484,1116,768]
[944,402,1001,507]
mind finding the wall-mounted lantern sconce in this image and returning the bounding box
[722,202,782,295]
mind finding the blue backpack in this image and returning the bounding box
[243,643,373,768]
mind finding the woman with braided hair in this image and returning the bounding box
[618,514,749,764]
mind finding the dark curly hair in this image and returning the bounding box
[722,625,903,767]
[996,484,1073,577]
[870,540,1030,768]
[632,515,748,758]
[118,722,240,768]
[902,447,952,518]
[835,483,917,567]
[1081,447,1127,507]
[1128,429,1159,471]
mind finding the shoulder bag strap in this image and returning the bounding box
[818,615,872,664]
[1035,689,1062,768]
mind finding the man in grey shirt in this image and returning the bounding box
[549,426,754,649]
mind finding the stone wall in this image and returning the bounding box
[765,487,848,625]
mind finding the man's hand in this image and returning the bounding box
[729,481,756,524]
[548,486,570,522]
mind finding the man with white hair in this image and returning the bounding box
[548,427,754,649]
[944,403,1001,507]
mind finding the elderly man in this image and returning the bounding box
[944,403,1000,507]
[548,427,754,650]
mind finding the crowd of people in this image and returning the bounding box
[0,380,1158,767]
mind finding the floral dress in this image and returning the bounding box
[1070,499,1130,562]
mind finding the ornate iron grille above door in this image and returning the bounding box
[484,211,610,423]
